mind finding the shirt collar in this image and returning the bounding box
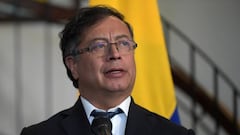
[80,96,131,120]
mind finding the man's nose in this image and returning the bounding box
[106,43,121,60]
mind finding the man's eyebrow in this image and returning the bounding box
[115,35,130,40]
[89,37,108,42]
[88,34,131,43]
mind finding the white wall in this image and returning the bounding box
[0,23,78,135]
[158,0,240,89]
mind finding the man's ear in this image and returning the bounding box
[64,56,79,79]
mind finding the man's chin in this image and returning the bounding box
[104,86,127,93]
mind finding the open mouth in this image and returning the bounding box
[105,69,124,74]
[104,68,125,77]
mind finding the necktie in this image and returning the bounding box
[90,108,123,135]
[91,108,123,119]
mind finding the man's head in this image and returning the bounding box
[59,5,137,103]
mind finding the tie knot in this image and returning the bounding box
[91,108,123,119]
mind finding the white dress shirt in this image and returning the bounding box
[80,96,131,135]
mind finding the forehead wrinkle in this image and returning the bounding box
[109,32,114,42]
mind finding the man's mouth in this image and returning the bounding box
[104,68,125,77]
[105,69,123,74]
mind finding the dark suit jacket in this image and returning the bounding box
[20,97,195,135]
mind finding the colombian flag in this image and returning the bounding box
[89,0,180,124]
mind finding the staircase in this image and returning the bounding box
[162,16,240,135]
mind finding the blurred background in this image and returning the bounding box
[0,0,239,135]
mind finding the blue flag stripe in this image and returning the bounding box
[170,107,181,125]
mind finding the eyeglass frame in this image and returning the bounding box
[70,38,137,57]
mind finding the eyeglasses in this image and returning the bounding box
[72,39,137,57]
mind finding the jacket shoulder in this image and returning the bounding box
[20,108,73,135]
[132,103,195,135]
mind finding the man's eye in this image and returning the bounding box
[118,40,130,46]
[91,42,107,50]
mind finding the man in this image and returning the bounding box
[20,5,195,135]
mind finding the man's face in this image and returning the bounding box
[67,16,136,99]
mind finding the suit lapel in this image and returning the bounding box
[125,99,151,135]
[61,98,92,135]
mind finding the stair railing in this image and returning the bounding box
[161,16,239,135]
